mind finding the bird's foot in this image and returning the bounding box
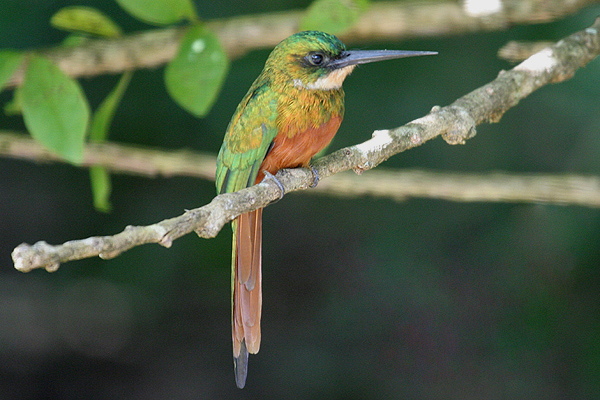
[309,166,320,188]
[262,171,285,202]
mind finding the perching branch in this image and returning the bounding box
[12,16,600,273]
[4,0,599,87]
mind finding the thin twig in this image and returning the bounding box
[12,16,600,273]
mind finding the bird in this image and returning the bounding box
[215,30,436,388]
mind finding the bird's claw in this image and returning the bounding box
[309,166,319,188]
[262,171,285,202]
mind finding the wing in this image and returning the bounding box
[216,81,279,195]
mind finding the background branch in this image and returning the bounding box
[12,16,600,273]
[0,130,216,180]
[4,0,599,87]
[317,169,600,206]
[3,129,600,207]
[498,41,556,62]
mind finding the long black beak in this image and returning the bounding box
[329,50,437,69]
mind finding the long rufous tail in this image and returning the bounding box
[232,208,262,388]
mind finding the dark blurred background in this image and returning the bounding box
[2,1,600,399]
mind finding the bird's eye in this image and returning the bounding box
[308,52,326,66]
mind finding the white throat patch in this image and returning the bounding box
[294,65,356,90]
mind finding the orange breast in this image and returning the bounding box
[255,115,342,183]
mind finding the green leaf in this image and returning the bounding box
[4,87,23,115]
[87,71,132,212]
[90,71,132,142]
[90,166,112,212]
[61,34,90,47]
[165,25,229,117]
[0,50,24,92]
[115,0,197,25]
[300,0,369,34]
[51,6,122,38]
[21,56,90,164]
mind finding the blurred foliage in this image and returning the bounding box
[115,0,198,25]
[164,24,229,117]
[21,56,90,164]
[0,50,23,91]
[3,1,226,209]
[300,0,370,34]
[1,1,600,399]
[50,6,123,37]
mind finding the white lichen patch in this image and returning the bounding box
[514,48,557,75]
[355,129,393,159]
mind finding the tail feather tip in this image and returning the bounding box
[234,340,249,389]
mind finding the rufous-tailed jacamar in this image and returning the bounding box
[216,31,436,388]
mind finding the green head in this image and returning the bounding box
[264,31,437,90]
